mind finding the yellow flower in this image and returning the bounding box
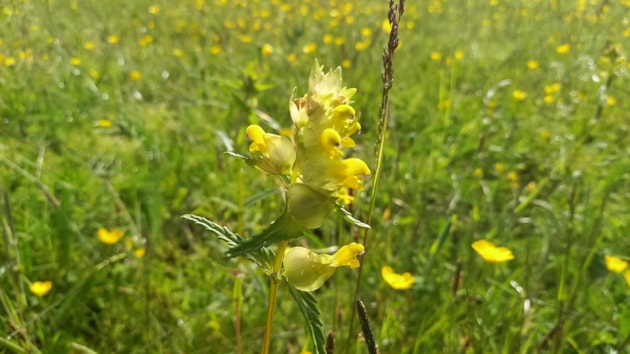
[134,247,146,258]
[107,35,119,44]
[354,41,369,51]
[283,243,364,291]
[430,52,442,61]
[84,41,95,50]
[556,43,570,54]
[606,96,616,106]
[472,240,514,263]
[342,59,351,68]
[289,61,370,194]
[236,34,252,43]
[539,130,551,140]
[302,43,317,54]
[173,48,184,57]
[512,90,527,102]
[473,167,483,178]
[70,57,81,66]
[129,71,142,81]
[139,35,154,46]
[261,43,273,56]
[210,45,221,55]
[148,4,160,14]
[495,162,505,173]
[605,255,628,273]
[97,228,125,245]
[381,266,414,290]
[29,281,53,297]
[527,60,539,69]
[625,270,630,287]
[382,18,392,33]
[97,119,112,128]
[454,50,464,60]
[507,171,519,183]
[246,125,296,175]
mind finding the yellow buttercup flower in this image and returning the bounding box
[283,243,364,291]
[97,228,125,245]
[512,90,527,102]
[381,266,414,290]
[527,60,538,69]
[472,240,514,263]
[30,281,53,297]
[605,255,628,273]
[556,43,570,54]
[261,43,273,56]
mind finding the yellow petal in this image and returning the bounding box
[246,125,267,153]
[339,158,371,190]
[320,128,342,158]
[332,104,356,120]
[472,240,514,263]
[134,247,146,258]
[381,266,414,290]
[330,243,364,268]
[624,270,630,288]
[98,228,125,245]
[605,255,628,273]
[29,281,53,297]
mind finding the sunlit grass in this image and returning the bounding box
[1,0,629,352]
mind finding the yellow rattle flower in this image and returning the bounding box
[283,243,364,291]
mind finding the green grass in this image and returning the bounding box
[1,0,629,353]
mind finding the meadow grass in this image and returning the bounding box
[1,0,629,353]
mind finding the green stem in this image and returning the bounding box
[260,240,288,354]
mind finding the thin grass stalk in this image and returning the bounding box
[260,240,288,354]
[345,0,405,352]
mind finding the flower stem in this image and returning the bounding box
[261,240,288,354]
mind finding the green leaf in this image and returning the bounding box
[182,214,274,272]
[288,285,326,354]
[225,212,304,258]
[336,205,371,229]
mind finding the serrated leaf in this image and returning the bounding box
[182,214,274,272]
[336,205,371,229]
[288,285,326,354]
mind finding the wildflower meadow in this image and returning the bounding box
[1,0,630,353]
